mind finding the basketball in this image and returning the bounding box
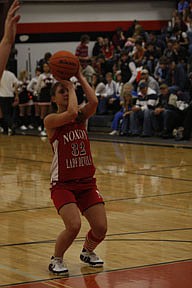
[49,50,80,81]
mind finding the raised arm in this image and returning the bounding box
[76,68,98,119]
[0,0,20,79]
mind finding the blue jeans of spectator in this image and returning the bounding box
[111,110,123,130]
[130,109,154,136]
[120,115,130,135]
[97,97,108,114]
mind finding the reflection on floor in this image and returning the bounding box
[5,260,192,288]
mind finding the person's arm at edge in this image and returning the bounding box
[0,0,20,80]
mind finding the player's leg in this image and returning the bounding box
[81,203,107,267]
[49,184,81,275]
[55,203,81,257]
[49,202,81,274]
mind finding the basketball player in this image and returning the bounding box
[0,0,20,80]
[44,67,107,275]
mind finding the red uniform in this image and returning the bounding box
[50,120,104,213]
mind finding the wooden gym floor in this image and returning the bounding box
[0,134,191,288]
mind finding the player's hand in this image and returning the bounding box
[60,79,75,91]
[3,0,20,45]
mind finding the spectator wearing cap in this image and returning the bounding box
[139,69,160,94]
[129,81,158,137]
[153,83,183,138]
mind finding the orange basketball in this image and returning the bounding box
[49,50,79,80]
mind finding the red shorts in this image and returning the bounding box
[50,178,104,214]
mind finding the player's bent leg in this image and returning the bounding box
[80,203,107,267]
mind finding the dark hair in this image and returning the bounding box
[135,39,143,46]
[80,34,90,43]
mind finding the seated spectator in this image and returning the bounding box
[112,27,126,54]
[92,37,104,57]
[147,31,165,54]
[177,0,189,15]
[171,27,189,50]
[102,37,115,61]
[166,60,187,92]
[91,73,107,114]
[92,73,106,96]
[139,69,160,95]
[163,39,174,60]
[154,56,169,85]
[142,42,161,74]
[105,72,120,114]
[115,71,124,98]
[132,39,146,67]
[171,40,188,64]
[75,34,90,68]
[153,83,183,138]
[128,24,147,44]
[119,50,137,84]
[174,103,192,140]
[173,13,188,32]
[94,54,111,77]
[129,81,158,137]
[109,84,133,135]
[82,60,96,85]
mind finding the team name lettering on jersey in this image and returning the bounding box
[63,129,87,144]
[66,155,92,169]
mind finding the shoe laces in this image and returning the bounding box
[88,252,100,261]
[53,257,64,268]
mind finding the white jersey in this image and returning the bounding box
[0,70,18,97]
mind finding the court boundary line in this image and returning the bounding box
[1,227,191,247]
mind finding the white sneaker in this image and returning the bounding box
[38,126,42,132]
[109,130,118,136]
[28,124,34,130]
[40,130,47,136]
[20,125,28,131]
[48,256,68,275]
[80,249,104,267]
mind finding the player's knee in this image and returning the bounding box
[67,220,81,237]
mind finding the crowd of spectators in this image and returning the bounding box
[0,0,192,140]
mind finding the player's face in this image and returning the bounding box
[55,85,69,106]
